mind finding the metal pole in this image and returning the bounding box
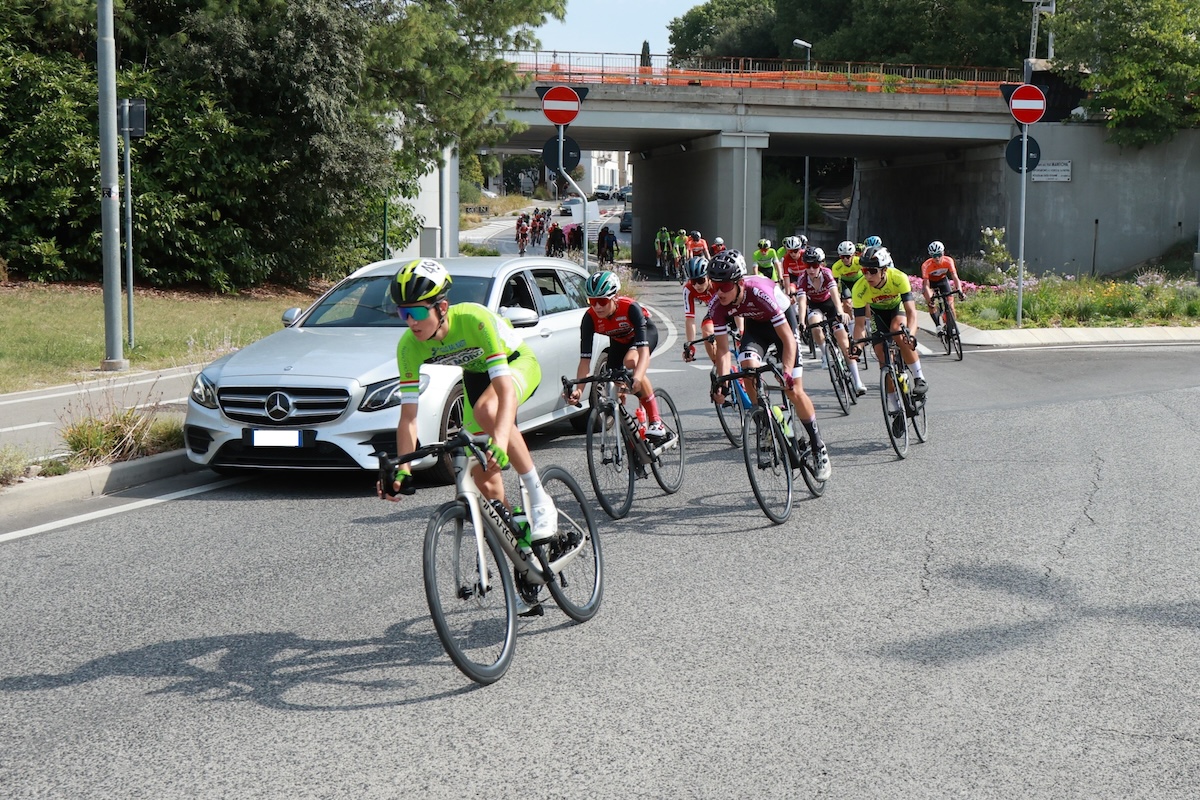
[1017,123,1029,328]
[803,46,811,237]
[98,0,127,370]
[122,100,134,349]
[557,124,589,272]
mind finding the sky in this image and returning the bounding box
[533,0,698,57]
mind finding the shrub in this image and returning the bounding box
[0,444,27,486]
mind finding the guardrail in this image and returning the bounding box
[506,51,1018,97]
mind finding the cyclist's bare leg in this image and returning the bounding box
[465,382,534,504]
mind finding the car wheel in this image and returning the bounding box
[429,383,465,484]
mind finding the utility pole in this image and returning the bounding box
[98,0,128,370]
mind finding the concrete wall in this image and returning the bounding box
[853,124,1200,276]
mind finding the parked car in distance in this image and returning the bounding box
[593,184,615,200]
[616,185,633,200]
[620,210,633,232]
[480,187,498,199]
[185,256,596,483]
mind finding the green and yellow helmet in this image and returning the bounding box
[391,259,452,306]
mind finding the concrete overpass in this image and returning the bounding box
[497,70,1017,266]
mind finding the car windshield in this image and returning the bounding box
[301,274,493,328]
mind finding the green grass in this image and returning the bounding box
[0,282,321,393]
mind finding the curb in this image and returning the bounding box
[0,450,197,518]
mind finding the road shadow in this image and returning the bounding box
[0,618,488,709]
[876,562,1200,666]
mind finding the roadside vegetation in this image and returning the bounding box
[906,229,1200,329]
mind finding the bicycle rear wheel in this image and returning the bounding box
[940,304,954,356]
[650,389,685,494]
[906,370,929,444]
[423,502,516,685]
[537,466,603,623]
[586,403,634,519]
[795,438,827,497]
[741,406,793,524]
[712,369,746,446]
[880,365,909,459]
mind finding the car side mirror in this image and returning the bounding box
[281,307,302,327]
[500,306,539,327]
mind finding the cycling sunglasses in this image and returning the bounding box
[862,267,884,275]
[712,280,738,291]
[396,304,435,321]
[588,296,614,307]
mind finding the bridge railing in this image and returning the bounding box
[505,51,1019,97]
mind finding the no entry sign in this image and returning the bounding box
[1009,84,1047,125]
[541,85,581,126]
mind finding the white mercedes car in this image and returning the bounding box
[185,256,595,481]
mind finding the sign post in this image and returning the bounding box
[1009,84,1046,327]
[541,86,588,269]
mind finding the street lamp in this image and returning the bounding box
[793,38,813,238]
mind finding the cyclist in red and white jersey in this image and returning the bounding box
[681,256,719,364]
[778,235,809,295]
[565,271,674,444]
[707,250,831,481]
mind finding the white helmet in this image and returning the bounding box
[781,235,804,251]
[928,240,946,258]
[714,237,724,245]
[837,240,855,258]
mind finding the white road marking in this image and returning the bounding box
[0,478,245,544]
[0,422,55,433]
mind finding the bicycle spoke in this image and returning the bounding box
[880,364,909,459]
[586,404,634,519]
[538,466,603,623]
[649,389,686,494]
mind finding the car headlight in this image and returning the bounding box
[190,372,218,409]
[360,374,429,412]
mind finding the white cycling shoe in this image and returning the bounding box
[527,498,559,544]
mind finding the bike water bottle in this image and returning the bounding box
[635,406,648,439]
[511,504,532,550]
[898,372,909,395]
[772,405,793,438]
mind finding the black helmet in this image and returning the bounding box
[708,250,747,282]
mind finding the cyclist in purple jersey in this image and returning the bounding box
[706,250,831,481]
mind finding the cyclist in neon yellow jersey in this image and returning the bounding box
[831,240,863,319]
[751,238,781,283]
[381,258,557,546]
[850,246,929,413]
[655,226,673,270]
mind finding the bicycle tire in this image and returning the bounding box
[827,347,851,415]
[585,403,634,519]
[940,302,954,356]
[712,369,746,446]
[946,309,964,361]
[795,438,827,498]
[649,389,686,494]
[741,406,793,524]
[423,502,516,685]
[838,347,859,405]
[880,363,909,459]
[537,466,603,623]
[907,369,929,444]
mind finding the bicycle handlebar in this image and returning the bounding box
[930,290,966,300]
[561,367,636,405]
[851,326,913,348]
[373,430,492,497]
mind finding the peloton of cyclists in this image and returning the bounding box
[565,270,675,446]
[921,240,964,334]
[706,250,832,482]
[850,245,929,437]
[792,246,867,396]
[545,221,566,258]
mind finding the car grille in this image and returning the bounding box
[217,386,351,425]
[210,440,362,470]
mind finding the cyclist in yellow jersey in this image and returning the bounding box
[851,246,928,409]
[831,240,863,319]
[751,239,781,283]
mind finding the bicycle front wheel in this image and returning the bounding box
[586,403,634,519]
[880,366,909,459]
[537,466,603,623]
[827,349,851,415]
[650,389,685,494]
[741,406,793,524]
[713,369,746,446]
[423,502,516,685]
[907,370,929,444]
[946,311,964,361]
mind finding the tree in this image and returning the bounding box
[1050,0,1200,148]
[668,0,774,58]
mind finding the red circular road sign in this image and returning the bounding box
[1009,84,1047,125]
[542,85,581,126]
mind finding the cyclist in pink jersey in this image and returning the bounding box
[706,250,831,481]
[795,247,866,395]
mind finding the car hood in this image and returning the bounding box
[210,327,408,385]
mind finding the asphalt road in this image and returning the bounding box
[3,281,1200,798]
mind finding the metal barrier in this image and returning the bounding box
[506,51,1018,97]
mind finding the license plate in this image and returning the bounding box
[250,429,302,447]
